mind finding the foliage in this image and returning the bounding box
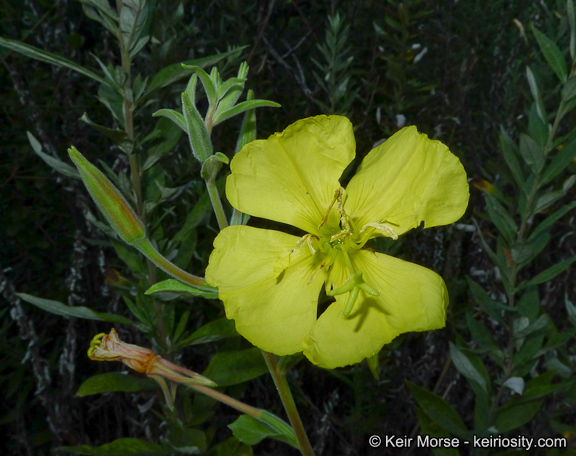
[1,0,575,455]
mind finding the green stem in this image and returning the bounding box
[116,0,165,341]
[206,179,229,230]
[486,74,569,429]
[185,382,262,418]
[262,351,316,456]
[132,237,212,290]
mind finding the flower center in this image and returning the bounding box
[297,187,399,316]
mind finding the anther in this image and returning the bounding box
[360,222,399,240]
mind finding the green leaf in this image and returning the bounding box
[178,318,238,348]
[181,65,217,107]
[514,314,549,339]
[527,257,576,285]
[541,137,576,185]
[529,201,576,241]
[145,48,246,98]
[0,36,106,85]
[494,398,544,433]
[166,424,206,453]
[484,195,517,245]
[17,293,139,327]
[466,276,506,325]
[449,343,488,395]
[413,408,462,456]
[59,438,171,456]
[562,76,576,102]
[212,99,281,126]
[209,437,253,456]
[466,314,502,359]
[526,67,547,125]
[532,25,568,83]
[532,185,571,215]
[77,372,154,396]
[151,109,186,132]
[499,126,524,188]
[229,413,298,448]
[145,279,217,299]
[27,132,80,180]
[406,381,469,440]
[80,113,133,154]
[569,0,576,60]
[566,296,576,326]
[519,133,545,174]
[202,348,269,386]
[181,91,212,162]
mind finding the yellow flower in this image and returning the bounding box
[206,115,469,368]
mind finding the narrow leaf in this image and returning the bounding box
[202,348,269,386]
[532,25,568,83]
[181,91,212,162]
[27,132,80,180]
[181,65,217,107]
[229,414,298,448]
[527,257,576,285]
[151,109,187,132]
[17,293,137,326]
[80,113,133,154]
[526,67,547,124]
[406,381,469,440]
[145,279,217,299]
[529,201,576,241]
[449,343,488,394]
[145,47,246,98]
[569,0,576,59]
[519,133,545,174]
[0,36,106,84]
[212,99,281,126]
[77,372,154,396]
[499,126,525,187]
[541,137,576,185]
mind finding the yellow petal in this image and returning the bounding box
[345,126,469,237]
[226,115,355,235]
[205,225,326,355]
[303,250,448,368]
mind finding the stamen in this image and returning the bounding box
[360,221,399,240]
[319,187,345,228]
[297,233,319,255]
[307,261,325,284]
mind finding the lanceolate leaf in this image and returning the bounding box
[145,47,246,98]
[499,126,524,187]
[17,293,139,327]
[212,99,281,126]
[77,372,154,397]
[541,137,576,185]
[145,279,218,299]
[406,381,469,440]
[0,36,106,85]
[519,133,545,174]
[527,257,576,285]
[27,132,80,180]
[532,25,568,83]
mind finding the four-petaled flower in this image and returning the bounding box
[206,115,469,368]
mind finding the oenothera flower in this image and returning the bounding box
[206,115,469,369]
